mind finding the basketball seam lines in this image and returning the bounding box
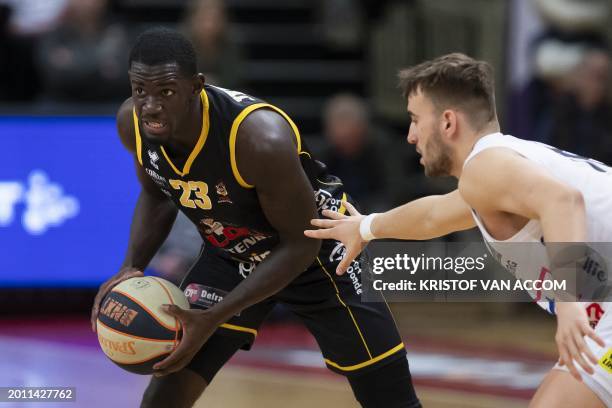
[117,351,172,366]
[150,277,181,349]
[97,319,176,343]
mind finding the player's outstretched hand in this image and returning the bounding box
[153,306,216,377]
[555,302,606,381]
[91,267,144,332]
[304,201,367,275]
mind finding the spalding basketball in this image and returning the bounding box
[96,276,189,374]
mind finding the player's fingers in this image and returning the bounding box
[570,337,594,375]
[304,228,335,239]
[115,270,144,285]
[155,356,190,377]
[160,304,186,320]
[91,305,99,332]
[342,201,361,217]
[310,218,339,228]
[336,257,351,275]
[561,343,583,381]
[321,209,346,220]
[91,290,108,332]
[336,247,357,275]
[153,342,186,372]
[574,329,599,366]
[586,327,606,348]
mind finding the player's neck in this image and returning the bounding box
[452,121,500,178]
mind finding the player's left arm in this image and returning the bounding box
[460,148,604,380]
[154,109,321,376]
[208,108,322,316]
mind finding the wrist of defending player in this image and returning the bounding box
[359,213,379,242]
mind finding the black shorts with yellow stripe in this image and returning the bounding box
[179,240,406,382]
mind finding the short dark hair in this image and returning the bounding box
[129,27,197,77]
[398,53,496,126]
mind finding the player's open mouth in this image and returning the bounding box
[144,121,166,130]
[143,120,168,135]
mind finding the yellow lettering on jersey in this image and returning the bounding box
[599,349,612,374]
[169,180,212,210]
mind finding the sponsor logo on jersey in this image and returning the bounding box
[330,242,363,295]
[215,181,233,204]
[184,284,232,311]
[586,303,605,328]
[598,348,612,374]
[198,218,272,254]
[238,251,271,279]
[145,168,167,186]
[582,255,607,282]
[314,189,344,213]
[148,150,160,170]
[100,298,139,327]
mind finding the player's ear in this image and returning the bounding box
[192,74,205,95]
[442,110,457,138]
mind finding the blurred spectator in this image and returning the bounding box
[34,0,129,103]
[534,47,612,164]
[0,2,43,101]
[318,0,364,51]
[508,0,612,165]
[315,94,402,212]
[1,0,67,36]
[182,0,244,89]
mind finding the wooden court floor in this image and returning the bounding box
[0,303,556,408]
[197,366,528,408]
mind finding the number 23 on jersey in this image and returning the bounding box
[169,179,212,210]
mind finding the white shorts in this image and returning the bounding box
[554,306,612,407]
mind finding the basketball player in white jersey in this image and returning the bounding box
[305,53,612,407]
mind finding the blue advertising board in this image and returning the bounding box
[0,117,140,286]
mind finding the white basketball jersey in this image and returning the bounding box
[464,133,612,320]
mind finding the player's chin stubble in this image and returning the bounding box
[423,131,453,177]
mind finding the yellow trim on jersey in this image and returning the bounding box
[316,257,372,359]
[220,323,258,337]
[325,343,405,372]
[132,90,209,175]
[160,89,210,176]
[229,103,302,188]
[338,193,347,215]
[132,108,143,166]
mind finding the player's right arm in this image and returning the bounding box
[304,189,475,274]
[91,98,178,332]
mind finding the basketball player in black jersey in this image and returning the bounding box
[90,28,420,408]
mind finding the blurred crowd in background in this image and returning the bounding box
[1,0,611,282]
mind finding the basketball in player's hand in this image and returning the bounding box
[96,276,190,374]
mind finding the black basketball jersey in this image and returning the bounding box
[133,85,347,273]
